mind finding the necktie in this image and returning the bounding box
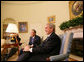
[45,36,49,41]
[31,37,34,44]
[42,36,49,47]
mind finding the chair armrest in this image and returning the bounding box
[49,54,69,61]
[1,39,6,48]
[1,48,4,54]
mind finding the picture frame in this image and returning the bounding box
[48,16,56,23]
[18,22,28,33]
[69,1,83,19]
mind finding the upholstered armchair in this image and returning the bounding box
[47,32,73,61]
[1,39,6,55]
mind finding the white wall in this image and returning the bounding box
[1,1,69,46]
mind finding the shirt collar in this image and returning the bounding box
[47,32,52,37]
[32,36,35,38]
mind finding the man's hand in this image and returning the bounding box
[23,45,30,51]
[30,44,34,48]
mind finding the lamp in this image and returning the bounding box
[6,23,18,33]
[6,23,19,43]
[5,23,20,55]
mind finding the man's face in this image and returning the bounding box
[31,30,36,37]
[45,24,53,35]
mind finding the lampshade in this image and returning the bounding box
[6,23,18,33]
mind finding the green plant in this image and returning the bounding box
[59,15,83,30]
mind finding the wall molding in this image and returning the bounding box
[1,1,45,5]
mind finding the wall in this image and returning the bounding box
[1,1,70,47]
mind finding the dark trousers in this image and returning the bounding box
[2,47,18,61]
[7,48,18,58]
[17,52,31,61]
[17,52,46,61]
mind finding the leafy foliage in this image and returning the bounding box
[59,15,83,30]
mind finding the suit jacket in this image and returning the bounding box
[29,35,41,47]
[28,32,61,61]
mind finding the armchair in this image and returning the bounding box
[1,39,6,54]
[48,32,74,61]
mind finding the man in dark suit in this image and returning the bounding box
[19,29,41,55]
[29,29,41,48]
[17,23,61,61]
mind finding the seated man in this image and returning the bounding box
[19,29,41,55]
[29,29,41,48]
[17,23,61,61]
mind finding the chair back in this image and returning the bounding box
[59,32,74,60]
[49,32,74,61]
